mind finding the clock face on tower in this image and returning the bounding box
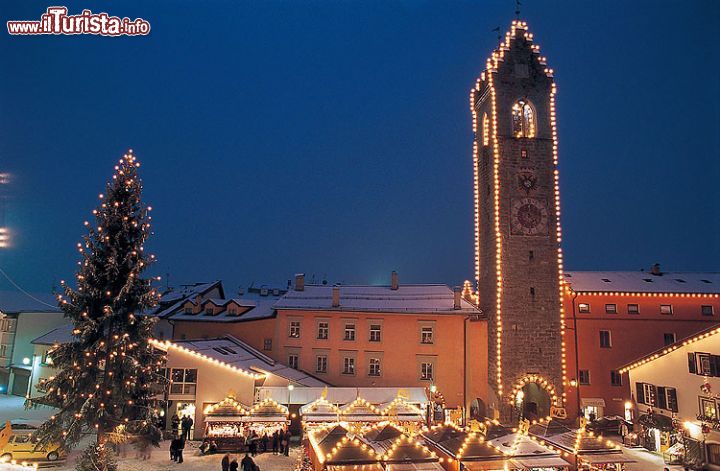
[511,198,549,236]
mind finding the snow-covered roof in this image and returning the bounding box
[564,271,720,294]
[147,281,224,319]
[168,287,281,323]
[167,335,326,387]
[0,291,59,314]
[275,284,479,314]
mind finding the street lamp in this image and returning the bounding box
[287,384,294,430]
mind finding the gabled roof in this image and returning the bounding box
[276,284,479,314]
[147,281,224,319]
[154,335,326,387]
[564,271,720,295]
[618,323,720,373]
[168,283,283,323]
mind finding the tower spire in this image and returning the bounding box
[515,0,522,20]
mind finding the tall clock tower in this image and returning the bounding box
[471,20,565,421]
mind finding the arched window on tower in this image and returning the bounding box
[512,100,535,138]
[482,113,490,146]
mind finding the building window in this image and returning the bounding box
[521,149,528,158]
[610,370,622,386]
[368,358,381,377]
[369,324,381,342]
[316,355,328,373]
[420,362,434,381]
[170,368,197,395]
[708,444,720,466]
[511,99,535,138]
[0,344,6,358]
[697,353,716,376]
[205,307,214,315]
[289,321,301,338]
[263,338,272,351]
[599,330,612,348]
[637,382,657,406]
[184,307,193,314]
[700,397,718,420]
[579,370,590,385]
[660,304,673,315]
[482,112,490,146]
[657,386,678,412]
[317,322,329,340]
[420,326,434,344]
[344,323,356,341]
[228,307,237,315]
[702,305,714,316]
[288,354,299,369]
[342,357,355,375]
[627,304,639,314]
[42,350,54,366]
[578,303,590,313]
[663,333,676,346]
[605,304,617,314]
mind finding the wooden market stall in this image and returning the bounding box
[421,423,505,471]
[362,423,443,471]
[243,398,290,437]
[301,398,342,429]
[307,424,382,471]
[529,420,635,470]
[203,396,251,451]
[380,396,426,433]
[339,398,384,431]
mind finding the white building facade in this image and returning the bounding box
[620,324,720,469]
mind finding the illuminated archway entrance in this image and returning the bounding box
[510,375,558,422]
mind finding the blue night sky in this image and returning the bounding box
[1,0,718,294]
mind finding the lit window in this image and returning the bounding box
[369,358,381,377]
[599,330,612,348]
[316,356,327,373]
[342,357,355,375]
[610,370,622,386]
[288,354,299,369]
[511,99,535,138]
[663,333,676,346]
[420,362,434,381]
[605,304,617,314]
[702,305,714,316]
[369,324,381,342]
[289,321,301,338]
[482,113,490,146]
[420,326,434,344]
[660,304,673,315]
[579,370,590,385]
[317,322,329,340]
[578,303,590,313]
[170,368,197,395]
[701,397,718,420]
[344,324,356,341]
[627,304,639,314]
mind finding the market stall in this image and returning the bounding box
[380,396,425,432]
[339,398,384,430]
[421,423,505,471]
[307,424,381,471]
[363,424,442,471]
[243,398,290,437]
[301,397,342,429]
[203,396,251,451]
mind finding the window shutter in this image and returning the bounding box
[710,355,720,377]
[657,387,667,410]
[688,353,697,374]
[636,382,645,404]
[666,388,678,412]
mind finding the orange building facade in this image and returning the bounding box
[168,274,487,412]
[562,270,720,419]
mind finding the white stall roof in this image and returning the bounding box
[258,387,428,405]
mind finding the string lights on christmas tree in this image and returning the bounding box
[32,150,165,471]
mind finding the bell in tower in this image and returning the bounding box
[471,20,566,422]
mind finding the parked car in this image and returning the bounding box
[586,415,632,436]
[0,420,63,463]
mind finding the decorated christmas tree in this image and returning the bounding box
[34,150,165,470]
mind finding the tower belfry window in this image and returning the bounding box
[512,100,535,138]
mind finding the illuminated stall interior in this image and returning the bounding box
[339,398,384,431]
[301,398,342,429]
[380,397,426,433]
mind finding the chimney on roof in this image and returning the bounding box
[332,286,340,308]
[651,263,662,276]
[295,273,305,291]
[453,286,462,310]
[391,271,399,290]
